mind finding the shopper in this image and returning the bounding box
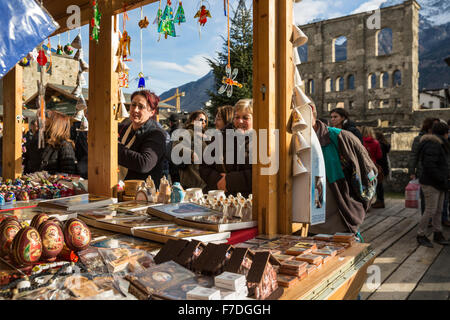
[215,105,234,130]
[416,121,450,247]
[373,131,391,209]
[39,111,77,175]
[329,108,363,144]
[408,117,440,214]
[23,119,42,174]
[167,113,183,183]
[118,90,167,189]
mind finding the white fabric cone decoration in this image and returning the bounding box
[294,68,303,87]
[292,25,308,47]
[77,115,88,131]
[119,88,126,104]
[293,48,301,65]
[73,49,82,61]
[115,60,124,73]
[79,58,89,72]
[77,72,86,86]
[71,34,82,50]
[71,84,82,96]
[76,95,87,111]
[118,103,129,119]
[73,109,85,122]
[123,62,130,72]
[293,86,311,108]
[293,154,308,176]
[291,107,308,132]
[294,131,310,153]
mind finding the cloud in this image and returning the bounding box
[147,54,212,77]
[352,0,387,14]
[293,0,345,25]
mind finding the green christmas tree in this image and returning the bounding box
[158,1,176,39]
[174,2,186,25]
[205,0,253,118]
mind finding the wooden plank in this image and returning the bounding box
[396,207,420,218]
[2,65,23,179]
[368,244,443,300]
[408,246,450,300]
[280,243,372,300]
[373,201,404,216]
[360,227,420,299]
[368,216,419,255]
[252,0,278,235]
[362,216,404,243]
[276,0,294,234]
[87,3,118,197]
[360,214,389,233]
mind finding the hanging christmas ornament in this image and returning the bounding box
[90,0,101,42]
[174,1,186,25]
[138,72,146,89]
[118,71,129,88]
[56,34,63,55]
[74,95,87,122]
[71,34,82,49]
[73,48,82,61]
[133,7,151,90]
[37,47,48,66]
[116,88,129,120]
[194,1,212,27]
[153,0,163,26]
[19,57,30,67]
[139,16,149,29]
[78,115,89,132]
[223,0,227,16]
[64,44,73,55]
[158,0,176,39]
[218,0,242,98]
[79,58,89,72]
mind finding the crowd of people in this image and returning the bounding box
[13,89,449,245]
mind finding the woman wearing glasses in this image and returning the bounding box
[118,90,167,189]
[200,99,253,197]
[173,110,208,189]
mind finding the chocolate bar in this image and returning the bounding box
[295,254,323,266]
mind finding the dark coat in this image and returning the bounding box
[408,131,425,177]
[74,131,88,179]
[199,124,252,197]
[24,133,43,174]
[418,134,450,191]
[342,120,363,144]
[118,118,166,189]
[377,141,391,176]
[40,140,77,175]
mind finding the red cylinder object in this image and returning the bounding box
[405,180,420,208]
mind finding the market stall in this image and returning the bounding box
[0,0,375,300]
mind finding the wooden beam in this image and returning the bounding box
[276,0,294,234]
[44,0,160,36]
[2,66,23,179]
[88,1,118,197]
[252,0,278,235]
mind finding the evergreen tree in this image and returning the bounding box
[205,0,253,118]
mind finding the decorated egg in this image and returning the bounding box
[0,218,21,257]
[64,44,74,55]
[29,189,38,200]
[18,191,29,201]
[47,217,64,230]
[30,213,49,230]
[11,227,42,266]
[38,221,64,262]
[0,193,5,205]
[5,192,16,203]
[63,218,91,252]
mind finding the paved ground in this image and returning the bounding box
[359,198,450,300]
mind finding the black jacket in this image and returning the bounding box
[342,120,363,144]
[418,134,450,191]
[75,131,88,179]
[40,140,77,175]
[24,133,43,174]
[376,141,391,176]
[118,118,166,189]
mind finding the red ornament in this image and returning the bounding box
[37,49,47,67]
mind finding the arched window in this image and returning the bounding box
[393,70,402,87]
[368,101,374,109]
[336,77,344,91]
[325,78,332,92]
[333,36,347,62]
[298,44,308,63]
[347,74,355,90]
[382,99,390,108]
[307,79,315,94]
[336,102,345,109]
[380,72,389,88]
[377,28,393,56]
[368,73,376,89]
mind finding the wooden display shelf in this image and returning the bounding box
[280,243,376,300]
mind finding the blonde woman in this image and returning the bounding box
[200,99,253,197]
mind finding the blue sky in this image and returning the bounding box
[49,0,389,95]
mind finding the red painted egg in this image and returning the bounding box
[38,221,64,262]
[30,213,49,230]
[11,227,42,266]
[0,218,22,257]
[63,218,91,252]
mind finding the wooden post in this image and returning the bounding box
[2,66,23,179]
[276,0,294,234]
[253,0,278,235]
[88,2,119,197]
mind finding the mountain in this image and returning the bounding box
[159,71,215,113]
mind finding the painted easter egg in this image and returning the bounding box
[63,218,91,252]
[5,192,16,203]
[38,221,64,261]
[11,227,42,266]
[30,213,49,230]
[0,218,21,257]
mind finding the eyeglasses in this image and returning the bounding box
[197,118,207,123]
[130,102,148,110]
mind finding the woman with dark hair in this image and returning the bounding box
[39,111,77,174]
[215,105,234,130]
[173,110,208,189]
[118,90,167,189]
[329,108,363,144]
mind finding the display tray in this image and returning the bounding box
[147,203,218,221]
[106,200,155,213]
[37,194,116,211]
[174,216,257,233]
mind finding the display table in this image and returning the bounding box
[280,243,376,300]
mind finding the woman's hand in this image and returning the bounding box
[217,173,227,191]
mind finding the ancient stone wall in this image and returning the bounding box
[298,0,421,126]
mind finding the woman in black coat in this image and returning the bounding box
[118,90,166,189]
[40,111,77,175]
